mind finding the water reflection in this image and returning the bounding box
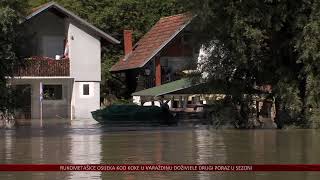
[1,123,320,180]
[68,128,102,180]
[4,130,13,162]
[195,129,226,180]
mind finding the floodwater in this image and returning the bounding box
[0,119,320,180]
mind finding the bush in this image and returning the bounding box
[112,98,135,105]
[205,100,239,128]
[306,109,320,129]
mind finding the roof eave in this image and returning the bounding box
[110,66,140,72]
[132,78,197,97]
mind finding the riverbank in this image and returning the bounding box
[2,117,318,130]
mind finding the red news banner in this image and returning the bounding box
[1,164,320,172]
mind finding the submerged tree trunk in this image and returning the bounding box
[299,76,307,126]
[239,97,250,128]
[274,97,283,129]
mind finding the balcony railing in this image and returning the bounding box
[13,57,70,77]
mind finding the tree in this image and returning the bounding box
[183,0,320,128]
[297,0,320,128]
[0,0,27,112]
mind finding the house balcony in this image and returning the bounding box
[13,56,70,77]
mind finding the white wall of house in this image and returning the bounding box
[68,22,101,119]
[71,82,100,119]
[68,23,101,81]
[9,78,73,119]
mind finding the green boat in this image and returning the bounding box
[91,105,176,126]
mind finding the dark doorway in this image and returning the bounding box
[12,85,32,119]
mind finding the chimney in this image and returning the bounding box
[123,30,133,57]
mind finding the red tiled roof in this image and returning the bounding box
[110,13,193,72]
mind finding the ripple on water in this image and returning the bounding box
[1,120,320,179]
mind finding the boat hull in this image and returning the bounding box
[91,105,176,126]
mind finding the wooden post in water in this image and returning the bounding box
[179,96,183,108]
[183,96,188,110]
[40,82,43,127]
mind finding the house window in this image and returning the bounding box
[83,84,90,95]
[43,85,62,100]
[79,82,94,98]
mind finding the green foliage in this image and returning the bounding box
[0,1,26,111]
[205,99,239,128]
[112,98,134,105]
[0,6,19,81]
[306,108,320,128]
[1,0,29,15]
[297,1,320,127]
[183,0,320,128]
[305,73,320,128]
[275,80,302,112]
[305,74,320,108]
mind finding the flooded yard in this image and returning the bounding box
[0,119,320,179]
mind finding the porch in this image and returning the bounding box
[133,78,207,110]
[8,77,74,120]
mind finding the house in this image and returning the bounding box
[110,12,277,127]
[9,2,119,120]
[111,13,195,89]
[110,13,208,109]
[111,13,276,122]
